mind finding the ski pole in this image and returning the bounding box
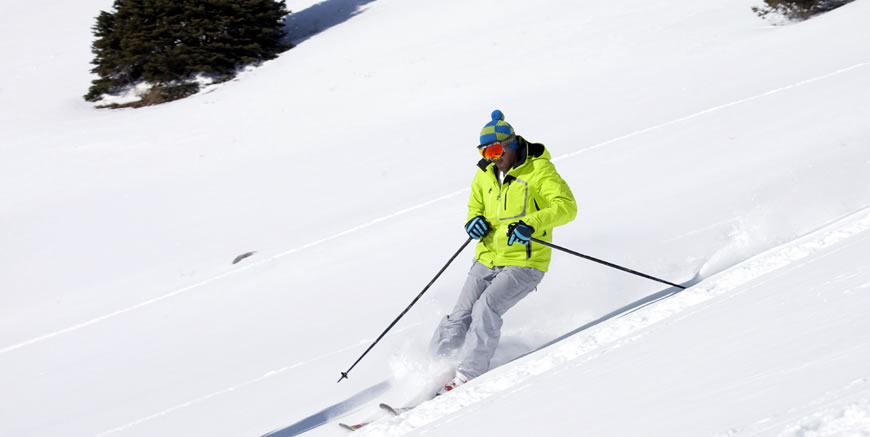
[529,237,686,290]
[337,237,474,383]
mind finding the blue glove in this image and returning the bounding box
[465,216,491,240]
[507,221,534,246]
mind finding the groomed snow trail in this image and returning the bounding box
[2,59,867,358]
[356,205,870,436]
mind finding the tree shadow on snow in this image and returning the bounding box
[283,0,378,45]
[508,273,703,364]
[260,380,390,437]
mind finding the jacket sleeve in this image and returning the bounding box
[522,161,577,231]
[466,171,486,222]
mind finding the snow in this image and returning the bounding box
[2,0,870,436]
[781,397,870,437]
[358,207,870,436]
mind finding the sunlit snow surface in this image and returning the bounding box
[1,0,869,436]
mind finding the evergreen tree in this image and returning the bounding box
[85,0,290,104]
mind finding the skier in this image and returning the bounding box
[430,109,577,394]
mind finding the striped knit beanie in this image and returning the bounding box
[479,109,519,149]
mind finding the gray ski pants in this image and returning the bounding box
[430,260,545,379]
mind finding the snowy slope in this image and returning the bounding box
[358,207,870,437]
[1,0,870,436]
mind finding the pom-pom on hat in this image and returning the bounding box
[480,109,518,149]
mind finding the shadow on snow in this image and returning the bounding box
[510,272,703,364]
[283,0,378,45]
[261,274,702,435]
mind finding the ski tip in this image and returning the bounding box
[379,403,416,415]
[339,422,364,431]
[379,403,398,415]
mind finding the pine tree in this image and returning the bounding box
[85,0,290,104]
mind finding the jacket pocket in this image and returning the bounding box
[500,178,529,221]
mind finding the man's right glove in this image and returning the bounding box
[465,216,491,240]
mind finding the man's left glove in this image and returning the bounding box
[507,221,534,246]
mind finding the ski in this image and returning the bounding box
[338,403,414,431]
[339,422,368,431]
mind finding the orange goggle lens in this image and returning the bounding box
[478,142,504,160]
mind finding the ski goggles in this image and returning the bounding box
[477,135,515,160]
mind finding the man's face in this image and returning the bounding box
[479,135,519,171]
[495,144,519,172]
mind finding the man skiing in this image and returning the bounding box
[430,109,577,394]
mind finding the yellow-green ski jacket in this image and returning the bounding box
[468,137,577,272]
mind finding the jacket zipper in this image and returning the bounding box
[493,174,502,258]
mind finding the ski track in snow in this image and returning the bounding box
[2,59,868,359]
[94,322,423,437]
[0,191,464,356]
[553,61,870,162]
[355,206,870,436]
[94,340,372,437]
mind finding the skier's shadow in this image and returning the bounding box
[283,0,378,45]
[260,380,389,437]
[510,273,703,363]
